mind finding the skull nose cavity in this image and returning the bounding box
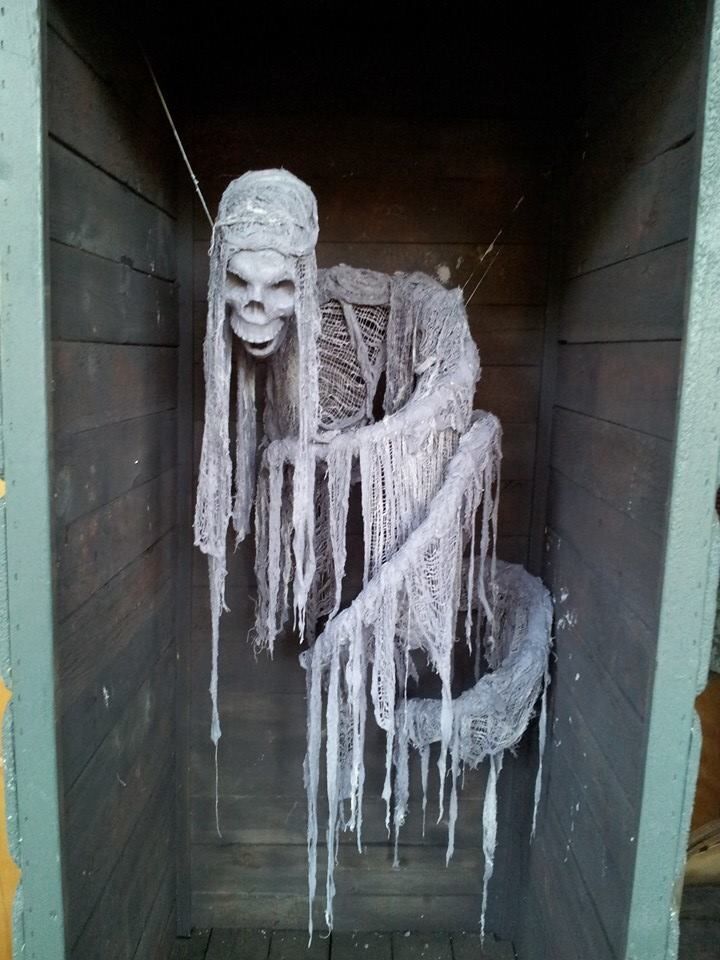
[242,300,266,323]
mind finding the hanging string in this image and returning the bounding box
[141,49,214,229]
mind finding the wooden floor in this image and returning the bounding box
[172,929,516,960]
[168,888,720,960]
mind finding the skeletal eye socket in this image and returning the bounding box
[227,273,248,289]
[272,280,294,295]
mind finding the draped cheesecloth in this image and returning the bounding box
[194,169,321,752]
[195,171,553,941]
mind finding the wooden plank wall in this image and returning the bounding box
[516,4,707,959]
[47,4,180,957]
[188,117,552,929]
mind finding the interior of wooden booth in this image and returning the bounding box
[47,0,711,957]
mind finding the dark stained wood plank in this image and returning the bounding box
[495,536,528,566]
[192,894,485,934]
[475,366,540,424]
[50,241,178,346]
[133,860,175,960]
[392,932,452,960]
[542,741,635,958]
[499,423,536,482]
[48,139,175,279]
[47,28,176,213]
[547,469,664,628]
[53,342,177,436]
[71,766,175,960]
[55,468,177,621]
[554,341,681,440]
[575,31,701,194]
[189,117,550,210]
[57,531,175,707]
[564,140,694,278]
[582,0,704,120]
[268,931,327,960]
[550,407,672,536]
[451,932,515,960]
[65,649,175,947]
[46,0,165,117]
[173,929,212,960]
[206,928,270,960]
[192,844,481,902]
[543,528,654,721]
[191,791,485,849]
[559,242,688,343]
[299,179,547,245]
[193,242,548,307]
[60,579,174,788]
[498,480,532,538]
[53,410,177,526]
[332,932,392,960]
[526,801,614,960]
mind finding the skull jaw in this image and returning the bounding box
[230,312,290,359]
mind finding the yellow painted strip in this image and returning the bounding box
[0,680,20,960]
[0,481,5,499]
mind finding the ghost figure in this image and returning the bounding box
[195,169,552,939]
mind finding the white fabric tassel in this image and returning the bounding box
[481,752,504,940]
[532,666,551,840]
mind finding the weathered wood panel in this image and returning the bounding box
[55,469,176,621]
[49,139,175,278]
[46,27,176,213]
[60,578,174,788]
[559,242,688,343]
[53,342,176,436]
[65,647,175,947]
[547,469,665,628]
[71,765,175,960]
[50,241,178,346]
[524,5,705,958]
[48,6,180,957]
[194,175,546,246]
[554,341,681,440]
[550,407,672,535]
[189,117,549,193]
[564,140,694,278]
[543,529,654,721]
[191,893,486,934]
[54,410,177,526]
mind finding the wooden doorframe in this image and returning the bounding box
[626,1,720,957]
[0,0,67,957]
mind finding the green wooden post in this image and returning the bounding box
[0,1,67,957]
[625,4,720,958]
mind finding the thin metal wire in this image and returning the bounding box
[461,194,525,302]
[142,50,214,229]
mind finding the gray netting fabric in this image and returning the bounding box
[195,170,553,942]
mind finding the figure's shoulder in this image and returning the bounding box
[318,263,458,309]
[318,264,391,306]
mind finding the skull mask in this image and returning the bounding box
[226,249,296,359]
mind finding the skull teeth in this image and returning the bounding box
[235,318,284,344]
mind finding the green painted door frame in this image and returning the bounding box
[0,1,67,958]
[626,1,720,958]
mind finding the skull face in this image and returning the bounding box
[225,249,296,359]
